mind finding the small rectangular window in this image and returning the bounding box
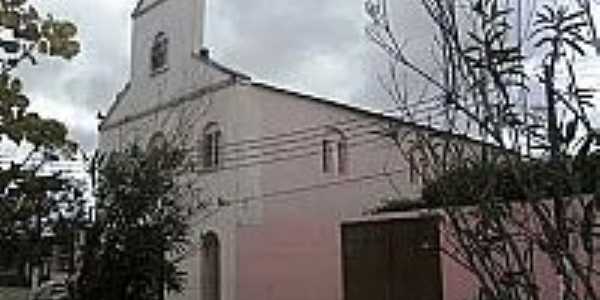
[338,141,348,174]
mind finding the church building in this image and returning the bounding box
[98,1,497,300]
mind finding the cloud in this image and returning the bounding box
[10,0,600,155]
[16,0,393,153]
[207,0,375,102]
[204,0,440,109]
[14,0,135,152]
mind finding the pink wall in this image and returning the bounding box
[237,214,340,300]
[439,220,562,300]
[236,184,398,300]
[437,201,600,300]
[235,85,408,300]
[229,85,599,300]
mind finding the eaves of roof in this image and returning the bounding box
[100,55,495,153]
[248,81,480,144]
[98,82,131,131]
[99,55,250,132]
[191,52,251,81]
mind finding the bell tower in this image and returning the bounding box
[129,0,207,81]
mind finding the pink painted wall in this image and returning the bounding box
[235,85,410,300]
[236,184,400,300]
[222,84,597,300]
[438,201,600,300]
[237,214,340,300]
[439,218,562,300]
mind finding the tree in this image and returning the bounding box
[0,157,88,285]
[0,0,81,288]
[75,144,190,300]
[0,0,80,149]
[366,0,600,299]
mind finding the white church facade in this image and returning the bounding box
[98,1,482,299]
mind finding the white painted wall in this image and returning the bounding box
[106,0,226,125]
[99,1,484,300]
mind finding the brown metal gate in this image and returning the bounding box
[342,217,442,300]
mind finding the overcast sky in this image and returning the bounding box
[12,0,395,153]
[7,0,600,154]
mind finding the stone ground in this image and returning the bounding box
[0,287,30,300]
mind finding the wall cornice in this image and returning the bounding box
[99,78,237,132]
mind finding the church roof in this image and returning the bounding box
[100,54,481,148]
[248,81,471,141]
[99,54,247,132]
[192,51,251,81]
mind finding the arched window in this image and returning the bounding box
[202,232,220,300]
[322,127,348,175]
[147,131,167,152]
[202,123,222,169]
[150,32,168,73]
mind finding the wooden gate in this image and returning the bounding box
[342,217,442,300]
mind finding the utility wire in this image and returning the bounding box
[186,97,448,156]
[181,165,404,260]
[190,134,384,173]
[182,106,452,171]
[231,167,406,205]
[189,167,407,226]
[183,100,449,163]
[190,124,380,164]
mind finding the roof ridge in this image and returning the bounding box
[191,51,251,80]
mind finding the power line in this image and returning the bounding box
[180,165,404,259]
[103,92,485,206]
[181,100,449,163]
[189,167,407,226]
[132,99,473,178]
[232,167,406,205]
[190,124,379,164]
[189,134,384,173]
[218,117,380,156]
[186,97,447,156]
[182,108,484,224]
[182,106,452,171]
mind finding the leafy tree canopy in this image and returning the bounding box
[75,145,190,300]
[0,0,81,285]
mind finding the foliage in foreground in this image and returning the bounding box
[366,0,600,298]
[75,145,189,300]
[421,151,600,207]
[0,0,81,284]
